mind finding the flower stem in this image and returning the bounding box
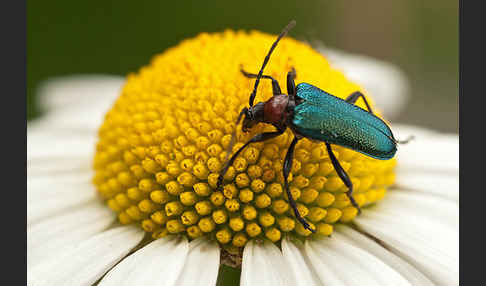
[216,264,241,286]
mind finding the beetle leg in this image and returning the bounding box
[325,143,361,214]
[346,91,374,114]
[286,68,297,96]
[283,136,315,233]
[240,68,282,95]
[221,107,249,165]
[346,91,414,145]
[217,130,285,190]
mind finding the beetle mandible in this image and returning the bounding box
[217,20,412,232]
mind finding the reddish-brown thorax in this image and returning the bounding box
[263,95,290,128]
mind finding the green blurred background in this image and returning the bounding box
[27,0,458,133]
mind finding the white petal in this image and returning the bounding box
[28,226,144,286]
[305,236,411,286]
[30,75,124,132]
[36,75,124,111]
[175,238,220,286]
[241,240,296,286]
[335,225,434,286]
[28,108,105,134]
[27,129,96,178]
[27,171,92,197]
[27,129,95,162]
[395,131,459,174]
[99,236,189,286]
[27,200,115,268]
[320,47,410,119]
[395,170,459,202]
[355,194,459,285]
[27,156,93,178]
[281,237,322,286]
[27,130,96,225]
[376,190,459,229]
[301,241,342,285]
[27,171,97,225]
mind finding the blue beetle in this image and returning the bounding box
[217,20,411,232]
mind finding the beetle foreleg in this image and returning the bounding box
[325,143,361,214]
[221,107,249,168]
[346,91,373,114]
[283,136,316,233]
[240,68,282,96]
[217,130,284,190]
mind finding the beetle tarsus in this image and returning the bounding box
[300,219,316,233]
[216,174,224,191]
[347,191,362,214]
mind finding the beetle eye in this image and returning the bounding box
[246,108,253,119]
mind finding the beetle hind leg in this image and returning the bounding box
[284,136,316,233]
[325,143,362,214]
[346,91,374,114]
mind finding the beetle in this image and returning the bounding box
[217,20,412,232]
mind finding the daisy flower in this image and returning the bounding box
[27,29,458,286]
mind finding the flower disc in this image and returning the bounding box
[93,30,397,249]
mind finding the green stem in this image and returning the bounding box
[216,264,241,286]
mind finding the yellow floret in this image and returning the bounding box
[239,189,254,203]
[212,209,228,224]
[166,219,185,233]
[265,228,282,242]
[198,217,216,233]
[225,199,240,212]
[232,233,248,247]
[181,210,200,225]
[195,200,213,216]
[187,225,203,239]
[216,228,232,244]
[150,190,170,204]
[246,222,262,237]
[151,211,168,225]
[316,223,333,236]
[258,212,276,227]
[180,191,198,206]
[229,217,245,232]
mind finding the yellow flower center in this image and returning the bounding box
[93,30,396,250]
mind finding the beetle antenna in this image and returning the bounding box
[248,20,296,107]
[395,135,415,144]
[388,134,414,145]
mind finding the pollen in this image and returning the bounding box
[93,29,397,251]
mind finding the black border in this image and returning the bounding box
[5,0,27,283]
[459,0,483,284]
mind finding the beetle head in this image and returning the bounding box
[242,102,265,132]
